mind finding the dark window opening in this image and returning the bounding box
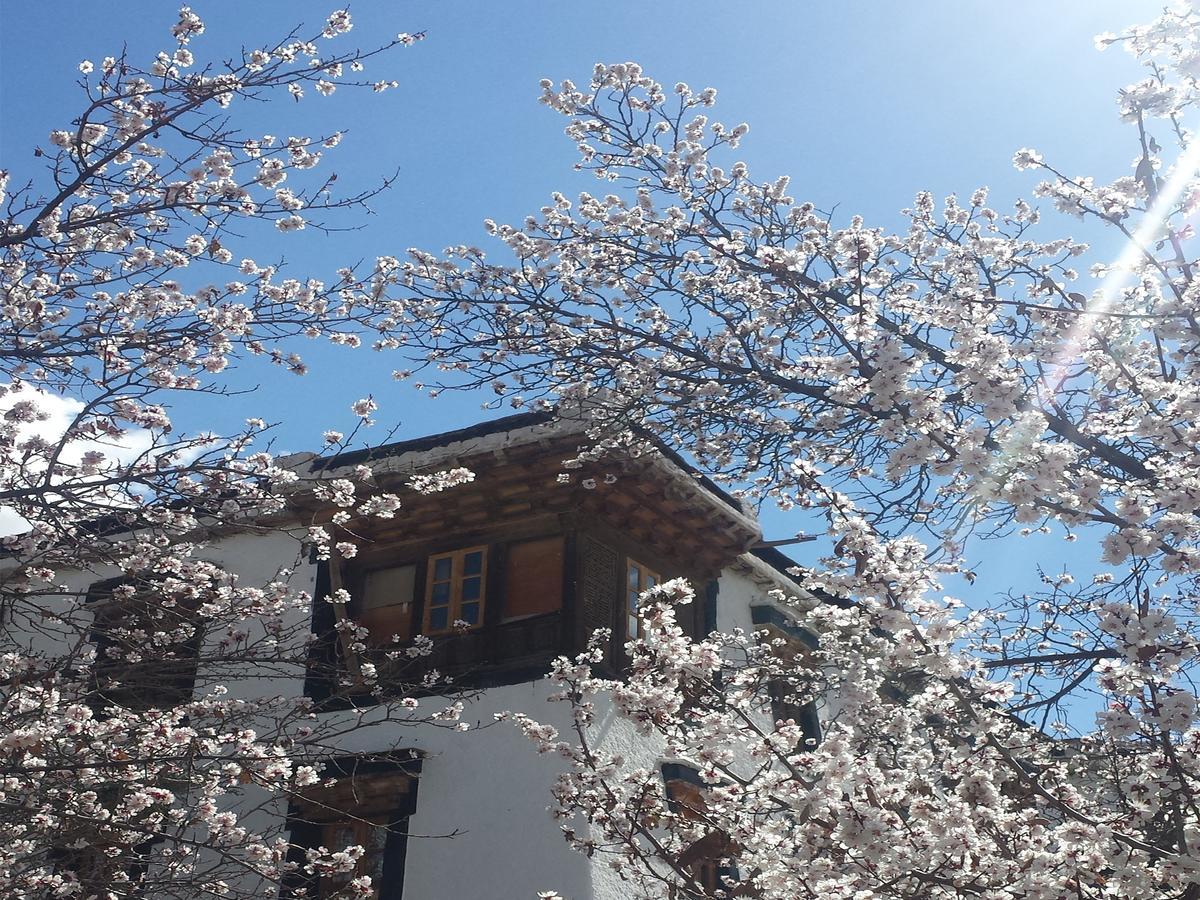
[660,763,736,897]
[767,680,822,748]
[86,576,202,712]
[50,840,156,897]
[284,754,420,900]
[702,579,719,636]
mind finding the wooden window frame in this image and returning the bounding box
[313,815,392,899]
[86,576,202,712]
[660,763,734,896]
[285,754,420,900]
[625,558,661,641]
[422,545,489,634]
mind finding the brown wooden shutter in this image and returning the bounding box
[702,579,719,636]
[357,564,417,646]
[676,578,701,642]
[503,536,565,620]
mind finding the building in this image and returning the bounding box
[18,410,827,899]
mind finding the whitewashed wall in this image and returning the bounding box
[3,525,801,900]
[283,561,788,899]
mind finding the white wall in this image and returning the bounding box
[321,680,651,900]
[714,566,765,634]
[180,530,645,900]
[3,526,807,900]
[285,564,793,899]
[314,552,842,900]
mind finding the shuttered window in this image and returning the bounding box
[357,564,417,646]
[286,758,418,900]
[661,763,730,896]
[503,536,564,621]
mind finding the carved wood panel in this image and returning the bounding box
[578,534,619,666]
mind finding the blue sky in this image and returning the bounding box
[0,2,1162,608]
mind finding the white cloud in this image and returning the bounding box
[0,385,157,538]
[0,507,28,538]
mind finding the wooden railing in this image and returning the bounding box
[307,611,569,704]
[420,611,567,685]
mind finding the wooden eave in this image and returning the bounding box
[294,432,760,577]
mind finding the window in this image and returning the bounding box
[660,764,733,896]
[356,564,417,646]
[502,536,564,621]
[625,559,660,640]
[308,537,575,699]
[87,576,201,711]
[50,838,155,897]
[315,817,391,898]
[423,546,487,633]
[749,605,823,748]
[286,756,418,900]
[767,680,822,748]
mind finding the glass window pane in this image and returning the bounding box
[362,824,389,886]
[433,557,452,582]
[460,602,480,625]
[429,607,448,631]
[464,550,484,576]
[462,576,481,601]
[628,564,641,588]
[322,822,357,892]
[430,581,450,604]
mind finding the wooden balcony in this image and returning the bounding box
[418,611,568,687]
[307,611,571,708]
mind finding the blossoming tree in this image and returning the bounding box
[386,7,1200,898]
[0,8,468,898]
